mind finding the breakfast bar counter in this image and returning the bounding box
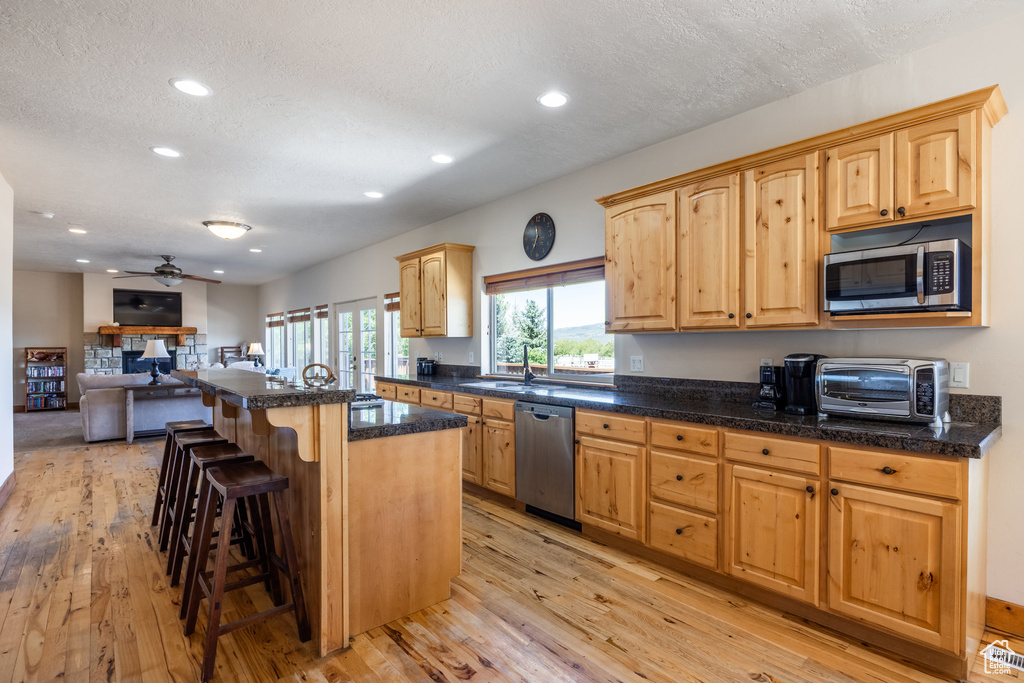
[173,370,466,655]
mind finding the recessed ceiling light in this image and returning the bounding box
[68,227,87,234]
[34,211,55,219]
[537,91,569,108]
[170,78,212,97]
[203,221,251,239]
[213,270,224,274]
[76,259,90,263]
[150,146,181,158]
[106,269,118,273]
[364,191,384,199]
[249,248,262,253]
[430,154,454,164]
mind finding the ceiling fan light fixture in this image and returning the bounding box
[204,220,252,240]
[153,276,183,287]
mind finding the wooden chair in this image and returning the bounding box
[151,420,212,527]
[157,430,228,553]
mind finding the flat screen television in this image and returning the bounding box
[112,289,183,327]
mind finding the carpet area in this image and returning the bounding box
[13,409,89,452]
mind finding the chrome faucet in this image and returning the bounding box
[523,344,536,386]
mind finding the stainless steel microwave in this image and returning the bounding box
[824,239,971,314]
[815,358,949,424]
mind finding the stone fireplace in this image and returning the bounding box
[122,349,177,375]
[83,332,207,375]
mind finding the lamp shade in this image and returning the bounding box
[204,221,251,240]
[247,342,265,356]
[153,276,183,287]
[141,339,171,359]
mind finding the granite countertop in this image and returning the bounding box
[173,369,356,410]
[376,374,1002,458]
[349,401,467,442]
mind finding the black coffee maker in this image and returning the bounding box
[752,365,786,410]
[783,353,826,415]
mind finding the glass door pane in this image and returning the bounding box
[336,310,355,390]
[360,308,377,392]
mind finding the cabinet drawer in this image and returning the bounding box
[650,420,718,456]
[377,383,397,401]
[420,389,453,410]
[452,393,482,415]
[650,450,717,513]
[829,447,963,500]
[482,398,515,421]
[724,431,819,475]
[649,502,718,569]
[397,386,421,404]
[576,410,646,444]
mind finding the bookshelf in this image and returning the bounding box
[24,347,68,412]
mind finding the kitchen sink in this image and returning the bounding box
[461,380,566,393]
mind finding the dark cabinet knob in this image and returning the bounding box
[604,320,610,326]
[746,313,752,319]
[676,435,683,441]
[432,397,437,401]
[880,209,889,216]
[806,485,814,493]
[675,528,683,535]
[728,313,735,319]
[676,475,683,481]
[603,424,609,429]
[831,488,839,496]
[574,439,580,445]
[761,448,770,455]
[897,206,906,216]
[882,466,894,475]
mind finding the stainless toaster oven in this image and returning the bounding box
[815,358,949,424]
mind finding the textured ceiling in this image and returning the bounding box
[1,0,1022,284]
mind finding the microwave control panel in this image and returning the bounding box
[927,252,955,294]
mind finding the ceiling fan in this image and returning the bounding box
[113,255,221,286]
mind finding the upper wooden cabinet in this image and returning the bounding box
[678,174,741,328]
[743,153,820,328]
[395,243,474,338]
[604,190,677,332]
[825,133,894,230]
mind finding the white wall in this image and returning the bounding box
[259,13,1024,603]
[81,273,208,333]
[206,284,262,362]
[12,271,84,405]
[0,170,14,488]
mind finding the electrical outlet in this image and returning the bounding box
[437,352,443,362]
[468,351,474,364]
[950,362,969,388]
[760,357,773,367]
[630,356,644,372]
[433,351,439,362]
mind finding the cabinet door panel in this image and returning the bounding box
[726,464,819,603]
[605,190,677,331]
[649,502,718,569]
[577,436,644,541]
[398,258,422,337]
[482,418,515,497]
[420,251,447,336]
[743,153,819,328]
[459,414,483,485]
[828,483,959,651]
[678,174,741,328]
[895,112,976,218]
[825,134,894,230]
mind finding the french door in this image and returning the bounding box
[334,299,378,392]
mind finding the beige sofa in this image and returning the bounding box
[77,372,212,442]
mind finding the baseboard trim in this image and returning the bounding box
[13,406,24,413]
[13,403,76,413]
[0,472,16,511]
[987,597,1024,638]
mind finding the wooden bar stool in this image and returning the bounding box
[184,461,310,682]
[151,420,211,527]
[167,442,254,588]
[158,429,228,553]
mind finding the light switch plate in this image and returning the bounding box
[950,362,969,388]
[630,356,644,372]
[468,351,474,364]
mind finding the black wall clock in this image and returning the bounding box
[523,212,556,261]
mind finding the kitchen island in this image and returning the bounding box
[173,370,466,655]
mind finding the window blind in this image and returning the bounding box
[287,307,311,323]
[314,304,329,319]
[266,312,285,328]
[384,291,400,313]
[483,257,605,295]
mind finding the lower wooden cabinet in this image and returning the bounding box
[827,482,960,651]
[725,463,820,604]
[376,382,397,401]
[576,435,645,541]
[481,417,515,497]
[649,501,717,569]
[459,413,483,486]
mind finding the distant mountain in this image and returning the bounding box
[553,323,609,341]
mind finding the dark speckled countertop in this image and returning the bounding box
[349,401,467,442]
[375,373,1002,458]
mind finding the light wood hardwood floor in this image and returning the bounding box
[0,435,1019,682]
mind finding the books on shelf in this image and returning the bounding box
[26,365,66,377]
[24,346,68,412]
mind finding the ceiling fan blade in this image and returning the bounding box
[180,273,222,284]
[121,270,157,275]
[112,274,156,279]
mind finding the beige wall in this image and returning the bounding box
[81,273,208,333]
[0,171,14,486]
[12,271,84,405]
[206,284,262,362]
[259,13,1024,604]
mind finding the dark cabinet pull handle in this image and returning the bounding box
[806,485,814,494]
[761,448,770,455]
[676,435,683,441]
[746,313,752,319]
[432,397,437,401]
[897,206,906,217]
[675,528,683,535]
[880,209,889,216]
[676,475,683,481]
[882,466,894,475]
[603,424,610,429]
[831,488,839,496]
[728,313,735,319]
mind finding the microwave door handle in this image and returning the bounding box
[916,246,926,304]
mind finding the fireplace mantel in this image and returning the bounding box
[97,326,198,346]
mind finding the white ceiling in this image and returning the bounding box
[2,0,1022,284]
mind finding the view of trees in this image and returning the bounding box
[495,293,613,368]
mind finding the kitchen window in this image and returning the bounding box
[265,312,285,370]
[384,292,409,377]
[486,258,613,382]
[287,308,312,370]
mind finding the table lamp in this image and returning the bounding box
[247,342,265,367]
[141,339,171,385]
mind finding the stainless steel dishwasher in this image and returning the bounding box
[514,401,575,521]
